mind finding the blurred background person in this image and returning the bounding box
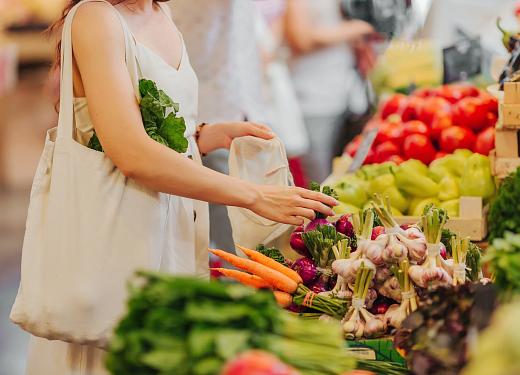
[169,0,270,254]
[285,0,378,183]
[255,0,309,187]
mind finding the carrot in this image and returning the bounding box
[273,291,293,308]
[210,268,271,289]
[209,249,299,293]
[236,244,303,285]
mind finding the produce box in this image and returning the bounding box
[492,82,520,179]
[345,338,406,366]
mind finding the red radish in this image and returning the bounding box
[430,113,453,140]
[474,126,495,155]
[440,126,476,153]
[403,134,436,164]
[418,97,451,126]
[336,214,355,237]
[221,351,300,375]
[289,231,310,257]
[371,226,386,240]
[401,120,429,138]
[305,218,333,232]
[291,257,318,286]
[440,243,447,260]
[310,277,329,294]
[373,141,401,163]
[453,97,489,131]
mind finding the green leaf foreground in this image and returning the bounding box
[88,79,188,154]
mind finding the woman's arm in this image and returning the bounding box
[285,0,375,54]
[71,3,335,225]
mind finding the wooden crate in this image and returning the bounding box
[490,149,520,179]
[394,196,487,241]
[499,82,520,129]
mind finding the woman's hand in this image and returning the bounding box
[340,19,377,45]
[246,185,338,226]
[197,122,274,155]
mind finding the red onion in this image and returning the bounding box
[305,218,333,232]
[335,214,354,237]
[310,277,328,293]
[370,301,391,315]
[289,231,310,257]
[371,226,386,240]
[291,257,318,286]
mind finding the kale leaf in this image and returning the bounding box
[87,79,188,154]
[488,168,520,241]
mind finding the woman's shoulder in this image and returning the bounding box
[71,2,125,54]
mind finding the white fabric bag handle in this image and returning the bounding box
[56,0,141,142]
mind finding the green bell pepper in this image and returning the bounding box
[383,185,409,213]
[368,174,395,196]
[429,154,467,182]
[400,159,429,176]
[394,166,440,198]
[333,202,360,215]
[438,174,460,201]
[460,154,495,199]
[440,199,460,217]
[412,197,441,216]
[335,181,368,208]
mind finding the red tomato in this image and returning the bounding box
[385,154,405,164]
[401,96,423,121]
[430,113,453,140]
[434,151,448,160]
[479,92,499,114]
[401,120,430,139]
[486,112,498,128]
[453,97,489,131]
[373,141,401,163]
[386,114,402,125]
[474,127,495,155]
[412,87,437,98]
[437,83,479,103]
[381,94,408,119]
[344,135,362,157]
[375,122,404,146]
[222,351,300,375]
[363,148,376,165]
[417,97,451,126]
[403,134,436,164]
[439,126,477,153]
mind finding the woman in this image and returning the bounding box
[286,0,377,182]
[18,1,336,374]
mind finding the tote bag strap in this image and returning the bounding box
[57,0,141,142]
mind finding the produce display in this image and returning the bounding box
[344,83,498,166]
[484,232,520,301]
[332,150,494,218]
[106,272,407,375]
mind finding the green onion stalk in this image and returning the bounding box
[451,235,470,286]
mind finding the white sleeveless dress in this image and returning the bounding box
[24,2,209,374]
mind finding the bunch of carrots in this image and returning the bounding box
[210,246,348,318]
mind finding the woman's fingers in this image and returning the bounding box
[247,122,275,140]
[292,207,316,221]
[298,188,338,207]
[298,197,335,217]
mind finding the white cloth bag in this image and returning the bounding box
[10,0,165,348]
[227,136,295,255]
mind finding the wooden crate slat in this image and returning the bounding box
[500,103,520,128]
[495,128,519,158]
[503,82,520,104]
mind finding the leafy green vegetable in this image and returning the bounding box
[488,168,520,241]
[255,244,286,265]
[310,181,338,219]
[484,232,520,301]
[88,79,188,154]
[440,228,482,282]
[302,225,346,268]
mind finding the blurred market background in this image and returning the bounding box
[0,1,518,374]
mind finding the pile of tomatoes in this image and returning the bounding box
[345,83,497,165]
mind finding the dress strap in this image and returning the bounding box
[57,0,141,141]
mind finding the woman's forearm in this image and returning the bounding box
[123,137,258,208]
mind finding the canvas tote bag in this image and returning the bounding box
[10,0,164,348]
[227,136,296,256]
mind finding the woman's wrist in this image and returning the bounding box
[234,180,261,209]
[195,123,216,155]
